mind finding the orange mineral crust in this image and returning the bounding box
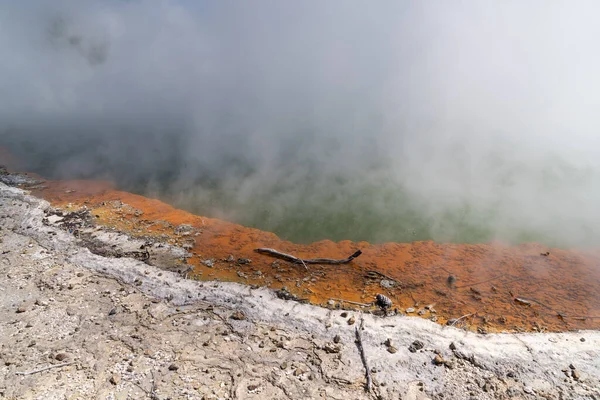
[31,179,600,333]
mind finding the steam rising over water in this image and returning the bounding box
[2,1,600,247]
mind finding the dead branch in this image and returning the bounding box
[15,362,74,376]
[365,270,396,282]
[329,298,373,307]
[254,248,362,266]
[449,313,474,327]
[354,316,372,392]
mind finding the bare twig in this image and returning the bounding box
[365,270,396,282]
[449,313,474,327]
[254,248,362,266]
[15,362,74,376]
[354,316,372,392]
[455,274,505,289]
[329,298,373,307]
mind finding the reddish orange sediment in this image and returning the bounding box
[22,178,600,333]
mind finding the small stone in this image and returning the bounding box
[76,272,84,277]
[483,382,493,392]
[55,353,69,361]
[16,306,26,314]
[409,340,424,353]
[380,279,395,289]
[25,322,33,328]
[569,363,576,370]
[384,338,393,347]
[108,308,117,316]
[168,364,179,371]
[347,316,356,325]
[126,366,134,372]
[580,337,586,342]
[247,384,259,392]
[230,311,246,321]
[405,307,415,313]
[333,335,341,344]
[449,342,457,351]
[237,258,252,265]
[433,354,445,366]
[572,369,581,381]
[323,343,341,354]
[280,362,288,370]
[293,368,304,376]
[447,275,457,285]
[109,374,120,385]
[387,346,398,354]
[226,255,235,262]
[340,312,348,318]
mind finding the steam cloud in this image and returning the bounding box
[2,1,600,247]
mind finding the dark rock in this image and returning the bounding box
[449,342,457,351]
[55,353,69,361]
[572,369,581,381]
[333,335,341,344]
[108,308,117,316]
[347,316,356,325]
[387,346,398,354]
[409,340,424,353]
[16,306,26,314]
[340,312,348,318]
[168,364,179,371]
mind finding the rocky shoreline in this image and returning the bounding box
[1,181,600,399]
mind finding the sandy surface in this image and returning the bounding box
[1,181,600,400]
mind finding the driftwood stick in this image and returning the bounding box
[355,317,372,392]
[255,248,362,265]
[449,313,474,327]
[329,298,373,307]
[15,362,74,376]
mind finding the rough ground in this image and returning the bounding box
[1,182,599,400]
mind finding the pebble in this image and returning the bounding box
[230,311,246,321]
[333,335,341,344]
[108,308,117,316]
[340,312,348,318]
[109,374,120,385]
[433,354,445,366]
[408,340,424,353]
[323,343,341,354]
[55,353,69,361]
[347,316,356,325]
[16,306,26,313]
[405,308,415,313]
[387,346,398,354]
[168,364,179,371]
[572,369,581,381]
